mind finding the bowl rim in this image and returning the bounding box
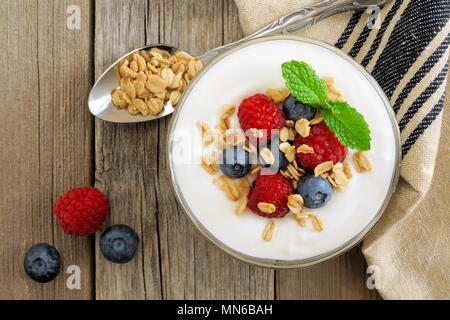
[166,35,402,269]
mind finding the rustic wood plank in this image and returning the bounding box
[157,0,275,299]
[94,0,162,300]
[277,244,380,299]
[223,0,244,44]
[0,0,94,299]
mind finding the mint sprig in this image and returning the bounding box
[282,60,328,107]
[322,101,371,151]
[281,60,371,151]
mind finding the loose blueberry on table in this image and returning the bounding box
[24,243,61,283]
[100,224,139,264]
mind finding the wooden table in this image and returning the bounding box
[0,0,379,300]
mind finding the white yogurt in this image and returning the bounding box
[169,37,398,262]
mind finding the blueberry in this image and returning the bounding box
[283,95,316,121]
[100,225,139,264]
[260,139,288,171]
[24,243,61,283]
[297,175,333,208]
[220,146,252,178]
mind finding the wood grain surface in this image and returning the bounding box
[0,0,93,299]
[0,0,378,300]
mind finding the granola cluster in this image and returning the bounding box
[111,48,203,116]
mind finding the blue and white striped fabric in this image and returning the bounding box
[336,0,449,157]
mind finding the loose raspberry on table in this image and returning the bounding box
[238,94,285,142]
[247,174,293,218]
[295,122,347,170]
[54,187,109,236]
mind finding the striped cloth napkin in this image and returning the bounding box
[234,0,449,299]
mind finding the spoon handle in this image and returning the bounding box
[199,0,386,63]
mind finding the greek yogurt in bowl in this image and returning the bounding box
[167,35,400,267]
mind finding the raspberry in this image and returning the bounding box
[294,122,347,170]
[238,94,285,142]
[248,174,292,218]
[54,187,109,236]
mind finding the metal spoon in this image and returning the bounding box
[88,0,386,123]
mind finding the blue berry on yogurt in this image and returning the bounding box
[297,175,333,208]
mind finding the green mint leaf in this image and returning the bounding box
[321,100,371,151]
[282,61,328,107]
[281,60,372,151]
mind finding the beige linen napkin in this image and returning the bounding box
[234,0,449,299]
